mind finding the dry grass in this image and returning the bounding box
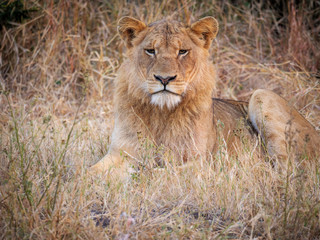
[1,0,320,239]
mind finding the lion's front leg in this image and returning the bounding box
[89,150,133,178]
[89,122,138,179]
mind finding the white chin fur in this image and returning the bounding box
[151,92,182,110]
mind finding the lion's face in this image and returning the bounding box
[136,20,199,109]
[118,17,219,109]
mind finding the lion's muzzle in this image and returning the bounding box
[154,75,177,86]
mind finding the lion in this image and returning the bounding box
[90,16,320,176]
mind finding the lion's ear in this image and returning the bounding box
[190,17,219,49]
[118,17,147,48]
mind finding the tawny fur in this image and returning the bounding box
[249,89,320,161]
[90,17,319,176]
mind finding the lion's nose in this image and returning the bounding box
[154,75,177,86]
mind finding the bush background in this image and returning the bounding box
[0,0,319,239]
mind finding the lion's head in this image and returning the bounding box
[117,16,219,110]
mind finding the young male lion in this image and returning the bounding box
[90,16,319,176]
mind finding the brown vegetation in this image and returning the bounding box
[1,0,319,239]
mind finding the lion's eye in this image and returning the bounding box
[145,49,156,56]
[178,49,188,56]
